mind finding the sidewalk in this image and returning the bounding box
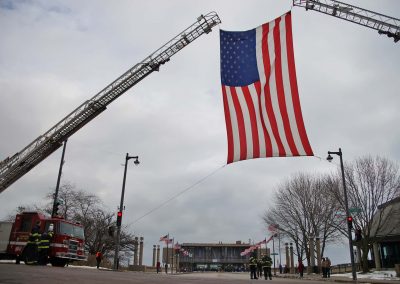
[275,272,400,284]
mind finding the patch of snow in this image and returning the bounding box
[332,270,400,281]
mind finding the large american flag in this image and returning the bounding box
[220,12,313,164]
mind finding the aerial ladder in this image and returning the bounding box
[293,0,400,42]
[0,12,221,193]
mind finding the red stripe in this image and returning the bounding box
[242,85,260,159]
[222,86,234,163]
[254,81,272,156]
[230,87,247,161]
[285,13,313,155]
[273,16,299,156]
[261,22,285,156]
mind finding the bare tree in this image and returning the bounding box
[2,204,44,221]
[5,182,136,262]
[330,156,400,272]
[263,173,341,271]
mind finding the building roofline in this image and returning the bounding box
[378,196,400,209]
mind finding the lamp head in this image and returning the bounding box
[134,158,140,166]
[327,154,333,162]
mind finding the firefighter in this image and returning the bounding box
[249,254,258,279]
[262,254,273,280]
[38,224,54,265]
[257,258,263,278]
[24,221,41,264]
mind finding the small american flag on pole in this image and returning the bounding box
[159,234,168,242]
[220,12,313,164]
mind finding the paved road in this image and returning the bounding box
[0,264,359,284]
[0,264,324,284]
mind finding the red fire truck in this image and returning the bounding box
[0,212,87,266]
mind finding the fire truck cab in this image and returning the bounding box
[1,212,87,267]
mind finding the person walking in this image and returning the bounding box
[298,259,305,278]
[249,254,258,279]
[156,261,161,273]
[261,254,273,280]
[95,251,103,269]
[321,257,327,278]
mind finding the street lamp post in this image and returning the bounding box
[113,153,139,270]
[327,148,357,280]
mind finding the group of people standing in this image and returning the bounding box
[249,254,273,280]
[24,221,54,265]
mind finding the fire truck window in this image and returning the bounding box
[20,216,32,232]
[59,222,84,239]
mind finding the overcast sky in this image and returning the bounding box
[1,0,399,266]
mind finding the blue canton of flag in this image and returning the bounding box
[220,29,259,87]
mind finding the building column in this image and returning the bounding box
[134,237,139,266]
[139,237,144,266]
[373,243,381,271]
[290,243,294,274]
[157,245,160,263]
[285,243,290,272]
[152,245,156,267]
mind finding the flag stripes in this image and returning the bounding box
[221,12,313,164]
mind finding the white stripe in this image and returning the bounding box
[268,17,292,155]
[279,15,306,155]
[255,24,279,155]
[235,87,253,159]
[9,241,26,246]
[51,243,68,248]
[225,86,241,162]
[248,83,266,157]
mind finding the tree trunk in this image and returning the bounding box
[361,240,369,273]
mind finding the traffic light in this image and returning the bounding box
[347,216,353,230]
[54,201,61,216]
[116,211,122,226]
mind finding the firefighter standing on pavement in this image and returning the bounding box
[249,254,258,280]
[262,254,273,280]
[38,223,54,265]
[24,221,41,264]
[257,258,263,278]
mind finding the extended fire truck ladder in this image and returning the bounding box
[0,12,221,193]
[293,0,400,42]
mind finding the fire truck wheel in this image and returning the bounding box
[50,258,67,267]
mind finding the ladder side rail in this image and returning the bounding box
[0,105,106,188]
[333,0,400,22]
[90,12,220,106]
[0,99,95,176]
[0,12,221,192]
[293,0,400,34]
[1,12,219,174]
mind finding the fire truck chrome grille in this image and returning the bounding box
[68,240,78,254]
